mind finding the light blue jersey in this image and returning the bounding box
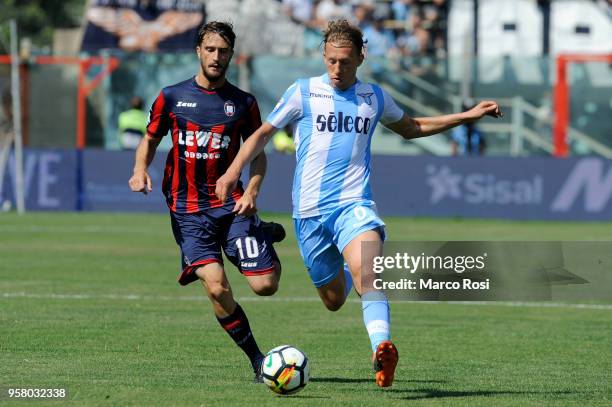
[267,74,404,219]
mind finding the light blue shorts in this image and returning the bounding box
[293,201,386,288]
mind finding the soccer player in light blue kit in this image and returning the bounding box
[216,20,502,387]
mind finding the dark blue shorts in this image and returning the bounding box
[169,207,279,285]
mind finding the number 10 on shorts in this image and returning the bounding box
[236,237,259,259]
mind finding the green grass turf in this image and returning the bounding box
[1,212,611,406]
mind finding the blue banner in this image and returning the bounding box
[369,155,612,221]
[81,149,168,212]
[0,149,78,211]
[1,149,611,221]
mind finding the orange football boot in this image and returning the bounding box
[373,341,398,387]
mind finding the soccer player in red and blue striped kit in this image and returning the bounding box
[128,21,284,383]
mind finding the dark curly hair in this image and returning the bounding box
[321,19,365,56]
[195,21,236,49]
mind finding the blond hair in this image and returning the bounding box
[322,19,365,55]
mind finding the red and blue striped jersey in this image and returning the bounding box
[147,77,262,213]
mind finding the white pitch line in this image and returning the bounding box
[0,225,168,234]
[2,292,612,310]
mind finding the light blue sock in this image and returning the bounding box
[362,291,391,352]
[343,263,353,298]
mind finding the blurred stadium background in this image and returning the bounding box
[0,0,610,219]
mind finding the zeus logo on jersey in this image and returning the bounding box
[178,130,230,149]
[176,101,197,107]
[316,112,372,134]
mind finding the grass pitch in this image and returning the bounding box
[1,212,611,406]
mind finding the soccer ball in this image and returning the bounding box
[262,345,309,395]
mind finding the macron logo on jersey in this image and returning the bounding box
[316,112,372,134]
[176,101,197,108]
[310,92,333,99]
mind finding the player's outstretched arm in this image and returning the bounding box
[216,122,277,203]
[386,101,502,140]
[128,135,161,195]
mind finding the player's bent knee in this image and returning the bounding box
[247,273,279,296]
[252,278,278,296]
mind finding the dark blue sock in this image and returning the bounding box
[217,303,265,372]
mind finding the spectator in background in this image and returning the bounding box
[282,0,316,27]
[451,122,486,156]
[363,15,399,74]
[388,0,447,66]
[0,88,13,210]
[451,101,486,156]
[0,88,11,137]
[369,0,392,21]
[363,17,397,57]
[118,96,148,150]
[395,9,437,75]
[391,0,415,22]
[422,1,447,58]
[315,0,353,26]
[354,3,374,29]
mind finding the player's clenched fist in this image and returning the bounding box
[128,170,152,195]
[463,101,503,122]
